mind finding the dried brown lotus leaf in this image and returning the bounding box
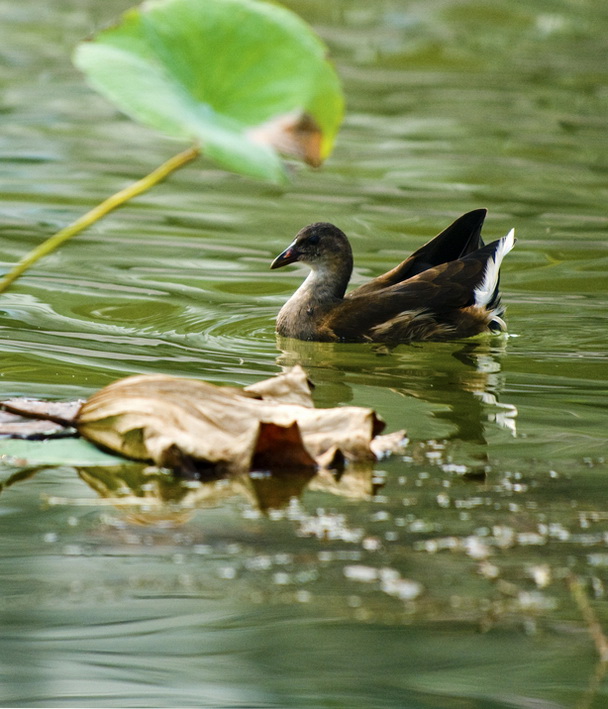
[0,398,83,439]
[77,375,260,471]
[0,398,82,425]
[0,410,68,438]
[243,365,314,407]
[76,366,387,474]
[251,421,317,470]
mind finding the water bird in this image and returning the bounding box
[270,209,515,343]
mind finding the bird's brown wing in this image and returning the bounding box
[347,208,487,299]
[322,240,497,340]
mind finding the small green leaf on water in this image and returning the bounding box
[0,438,125,467]
[73,0,344,182]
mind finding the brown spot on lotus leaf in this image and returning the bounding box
[247,111,323,167]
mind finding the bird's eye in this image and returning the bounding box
[307,233,320,246]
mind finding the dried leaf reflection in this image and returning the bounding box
[72,457,387,526]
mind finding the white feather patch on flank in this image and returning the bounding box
[474,229,515,307]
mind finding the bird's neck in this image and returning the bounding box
[296,257,352,303]
[275,257,353,339]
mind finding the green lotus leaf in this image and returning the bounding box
[73,0,344,182]
[0,438,124,467]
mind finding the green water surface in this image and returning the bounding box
[1,0,607,707]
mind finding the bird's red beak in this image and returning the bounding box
[270,243,301,269]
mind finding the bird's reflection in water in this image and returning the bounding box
[275,334,517,462]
